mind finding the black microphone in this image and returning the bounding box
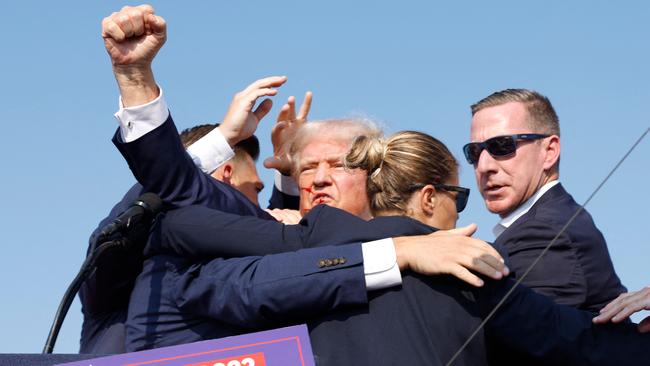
[97,192,164,244]
[43,192,163,354]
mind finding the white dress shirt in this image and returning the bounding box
[493,180,560,239]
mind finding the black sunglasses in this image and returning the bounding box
[410,183,470,213]
[462,134,549,165]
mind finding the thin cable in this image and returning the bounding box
[445,126,650,366]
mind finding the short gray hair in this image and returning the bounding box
[289,118,383,177]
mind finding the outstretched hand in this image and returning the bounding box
[218,76,289,147]
[264,91,313,175]
[394,224,509,287]
[593,287,650,333]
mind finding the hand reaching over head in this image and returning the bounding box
[264,91,313,175]
[218,76,289,147]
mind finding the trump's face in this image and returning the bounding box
[296,139,372,219]
[470,102,550,217]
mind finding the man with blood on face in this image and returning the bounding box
[290,119,380,219]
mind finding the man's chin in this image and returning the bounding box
[484,200,511,217]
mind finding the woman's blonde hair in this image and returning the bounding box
[345,131,458,215]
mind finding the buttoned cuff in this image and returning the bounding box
[114,87,169,143]
[186,127,235,174]
[274,171,300,196]
[361,238,402,291]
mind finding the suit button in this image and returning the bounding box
[318,260,326,268]
[339,257,347,264]
[332,258,340,265]
[324,259,333,266]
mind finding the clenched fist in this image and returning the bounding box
[102,4,166,67]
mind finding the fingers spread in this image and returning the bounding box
[286,96,297,121]
[297,91,313,121]
[451,266,484,287]
[276,104,291,123]
[477,258,504,280]
[253,98,274,121]
[243,76,287,94]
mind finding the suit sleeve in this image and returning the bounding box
[147,204,307,258]
[268,185,300,210]
[172,244,367,327]
[481,278,649,365]
[112,114,268,218]
[496,218,587,307]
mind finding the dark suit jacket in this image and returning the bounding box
[80,116,286,353]
[112,114,648,364]
[126,242,367,351]
[108,111,489,363]
[488,183,630,365]
[134,204,649,365]
[495,183,626,312]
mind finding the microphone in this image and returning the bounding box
[43,192,163,354]
[97,192,163,242]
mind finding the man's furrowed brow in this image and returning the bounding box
[299,154,344,166]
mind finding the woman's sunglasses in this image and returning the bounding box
[410,183,470,213]
[462,134,549,165]
[435,184,470,213]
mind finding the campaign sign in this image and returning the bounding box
[57,325,315,366]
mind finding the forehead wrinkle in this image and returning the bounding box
[299,153,345,166]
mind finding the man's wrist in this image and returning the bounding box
[216,125,240,148]
[113,65,159,107]
[393,237,411,271]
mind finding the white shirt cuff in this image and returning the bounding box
[361,238,402,291]
[186,127,235,174]
[114,87,169,143]
[274,171,300,196]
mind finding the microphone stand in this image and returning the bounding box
[42,238,127,354]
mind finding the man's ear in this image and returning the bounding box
[419,185,437,216]
[211,163,233,185]
[542,135,561,172]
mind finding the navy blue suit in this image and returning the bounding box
[79,116,281,353]
[495,183,626,312]
[110,115,648,364]
[489,183,628,365]
[132,204,649,365]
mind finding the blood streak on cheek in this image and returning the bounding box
[301,187,314,194]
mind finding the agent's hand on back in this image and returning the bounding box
[593,286,650,333]
[394,223,509,287]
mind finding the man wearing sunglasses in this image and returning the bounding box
[465,89,628,362]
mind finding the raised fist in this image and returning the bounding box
[102,4,166,67]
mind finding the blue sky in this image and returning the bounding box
[1,0,648,353]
